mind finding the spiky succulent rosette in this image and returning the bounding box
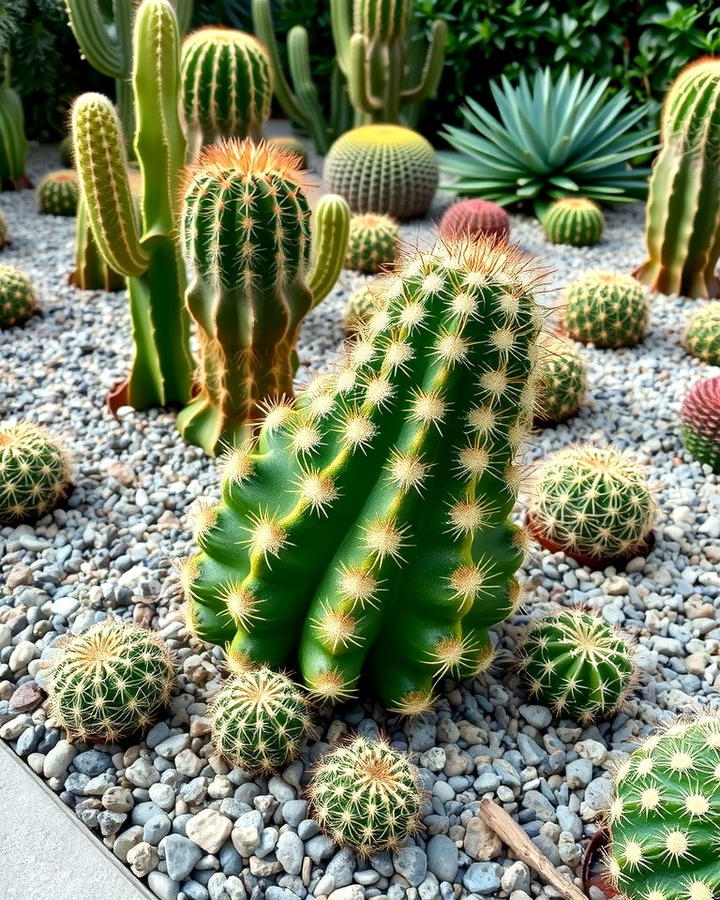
[534,333,587,425]
[518,608,635,725]
[308,736,422,854]
[0,264,36,329]
[36,170,79,217]
[343,277,388,334]
[209,667,311,771]
[46,618,175,742]
[684,303,720,366]
[543,197,604,246]
[609,715,720,900]
[563,271,650,348]
[345,214,399,273]
[439,199,510,242]
[681,376,720,472]
[0,422,71,524]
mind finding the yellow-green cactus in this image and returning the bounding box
[345,213,399,273]
[36,170,78,217]
[684,302,720,366]
[0,264,36,329]
[563,271,649,348]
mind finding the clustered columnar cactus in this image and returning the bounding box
[181,28,273,159]
[684,303,720,366]
[0,264,36,329]
[681,376,720,473]
[534,333,587,425]
[518,608,636,725]
[325,124,439,220]
[635,60,720,300]
[528,445,656,565]
[609,716,720,900]
[343,277,387,333]
[0,208,9,249]
[309,736,422,854]
[345,214,399,273]
[269,136,309,168]
[46,618,175,742]
[439,199,510,242]
[0,422,71,524]
[563,271,650,348]
[180,238,542,713]
[543,198,604,247]
[72,0,193,411]
[70,199,125,292]
[176,140,350,456]
[36,170,78,217]
[209,667,311,771]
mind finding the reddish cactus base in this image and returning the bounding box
[439,199,510,242]
[681,375,720,471]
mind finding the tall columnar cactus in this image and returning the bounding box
[179,238,542,712]
[72,0,193,410]
[0,422,71,524]
[563,271,650,349]
[176,140,350,456]
[36,170,78,217]
[0,54,29,190]
[684,302,720,366]
[0,265,37,330]
[543,198,604,247]
[181,28,273,159]
[534,333,587,425]
[345,213,399,273]
[681,376,720,472]
[609,716,720,900]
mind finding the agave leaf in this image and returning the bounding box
[547,175,580,191]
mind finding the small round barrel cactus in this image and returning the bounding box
[681,376,720,472]
[0,208,9,249]
[209,667,311,771]
[609,715,720,900]
[324,124,438,220]
[345,214,399,273]
[684,302,720,366]
[518,608,636,725]
[563,271,649,348]
[269,136,309,168]
[36,170,79,217]
[528,445,656,565]
[543,198,604,247]
[534,334,587,425]
[46,618,175,742]
[59,134,74,168]
[0,423,71,524]
[343,277,387,333]
[439,199,509,242]
[309,736,422,854]
[0,264,35,329]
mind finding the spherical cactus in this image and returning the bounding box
[309,736,422,854]
[46,618,175,742]
[343,277,387,333]
[269,136,309,168]
[345,214,399,273]
[209,667,311,772]
[681,376,720,472]
[543,197,604,246]
[439,198,510,242]
[0,208,9,249]
[0,423,71,524]
[36,169,79,216]
[528,445,656,565]
[0,264,36,329]
[517,608,636,725]
[59,134,74,168]
[684,302,720,366]
[534,333,587,424]
[563,271,650,348]
[609,715,720,900]
[324,124,438,220]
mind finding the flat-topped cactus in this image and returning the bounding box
[36,170,78,217]
[0,264,36,329]
[179,237,543,712]
[681,376,720,472]
[0,422,71,524]
[684,302,720,366]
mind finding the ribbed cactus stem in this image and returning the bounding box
[0,54,29,190]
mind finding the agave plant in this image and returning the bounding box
[439,67,656,219]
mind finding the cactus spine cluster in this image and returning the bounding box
[518,608,636,725]
[181,28,273,159]
[345,214,399,273]
[309,736,422,854]
[528,445,656,564]
[0,54,29,190]
[325,124,439,220]
[176,140,350,456]
[635,60,720,299]
[609,716,720,900]
[209,667,311,771]
[563,271,650,348]
[439,199,510,242]
[180,238,541,713]
[343,277,387,333]
[534,334,587,425]
[681,376,720,472]
[268,136,309,168]
[0,265,36,329]
[72,0,193,410]
[0,422,71,524]
[543,198,604,247]
[46,618,175,742]
[36,170,78,217]
[684,302,720,366]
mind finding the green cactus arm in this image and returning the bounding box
[252,0,306,125]
[64,0,128,78]
[307,194,350,307]
[401,20,447,103]
[286,27,332,155]
[330,0,352,76]
[348,34,383,114]
[0,85,28,186]
[174,0,194,34]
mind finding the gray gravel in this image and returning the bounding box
[1,144,719,900]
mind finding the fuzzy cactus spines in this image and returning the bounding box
[343,277,387,333]
[685,302,720,366]
[72,0,193,410]
[439,199,510,242]
[543,198,604,247]
[0,264,36,328]
[176,140,350,456]
[534,333,587,425]
[0,423,71,524]
[36,170,78,217]
[609,716,720,900]
[563,271,650,348]
[180,238,542,712]
[681,376,720,472]
[345,213,399,273]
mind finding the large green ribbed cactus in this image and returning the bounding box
[176,140,350,456]
[0,54,29,190]
[634,59,720,299]
[72,0,193,410]
[179,238,542,713]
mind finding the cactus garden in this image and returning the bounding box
[0,3,719,900]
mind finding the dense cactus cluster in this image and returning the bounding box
[534,334,587,425]
[36,170,78,217]
[0,423,71,524]
[681,376,720,472]
[543,198,604,247]
[563,271,650,348]
[684,302,720,365]
[0,264,36,329]
[325,124,439,220]
[345,214,399,273]
[343,278,387,333]
[518,608,636,724]
[309,736,422,854]
[439,199,510,242]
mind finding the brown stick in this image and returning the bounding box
[478,799,587,900]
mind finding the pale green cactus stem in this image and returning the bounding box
[70,198,125,292]
[72,0,193,410]
[0,54,29,190]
